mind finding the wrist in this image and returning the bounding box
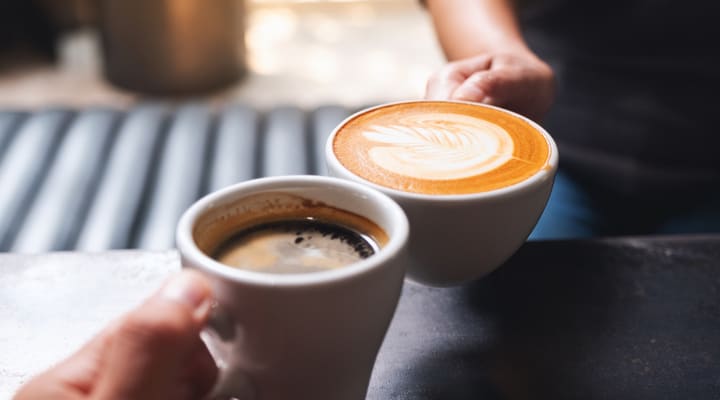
[425,0,531,60]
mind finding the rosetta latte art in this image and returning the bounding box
[332,101,550,194]
[363,114,514,180]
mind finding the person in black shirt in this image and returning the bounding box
[424,0,720,238]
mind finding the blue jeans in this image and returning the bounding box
[530,171,720,240]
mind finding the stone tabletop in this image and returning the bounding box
[3,236,720,399]
[0,251,179,398]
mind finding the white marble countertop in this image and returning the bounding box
[0,250,180,398]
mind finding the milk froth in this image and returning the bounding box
[332,101,550,195]
[363,113,514,180]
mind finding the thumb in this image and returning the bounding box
[93,270,213,400]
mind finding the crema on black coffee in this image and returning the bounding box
[213,219,379,274]
[192,193,388,275]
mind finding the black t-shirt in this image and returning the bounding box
[519,0,720,197]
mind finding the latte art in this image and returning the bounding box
[363,113,514,180]
[332,102,551,195]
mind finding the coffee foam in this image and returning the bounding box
[192,192,388,263]
[333,102,550,195]
[213,220,376,274]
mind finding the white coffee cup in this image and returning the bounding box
[326,100,558,286]
[176,176,409,399]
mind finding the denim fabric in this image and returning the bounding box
[530,170,720,240]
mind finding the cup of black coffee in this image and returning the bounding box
[176,175,409,400]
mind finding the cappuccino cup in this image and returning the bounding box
[176,176,409,399]
[326,100,558,286]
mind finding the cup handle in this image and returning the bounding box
[201,302,256,400]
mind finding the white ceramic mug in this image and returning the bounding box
[326,101,558,286]
[176,176,409,399]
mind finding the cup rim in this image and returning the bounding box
[325,100,559,202]
[176,175,409,287]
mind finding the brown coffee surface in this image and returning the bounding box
[333,102,551,194]
[213,219,377,274]
[193,192,388,274]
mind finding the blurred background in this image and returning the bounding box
[0,0,445,109]
[0,0,448,254]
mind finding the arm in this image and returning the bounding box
[426,0,528,59]
[424,0,555,122]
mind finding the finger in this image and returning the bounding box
[164,340,219,400]
[14,319,120,399]
[177,337,220,399]
[92,270,214,400]
[426,73,462,100]
[13,370,85,400]
[449,54,493,78]
[426,55,491,100]
[451,70,493,103]
[47,321,116,394]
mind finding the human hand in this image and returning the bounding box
[426,51,555,122]
[14,271,218,400]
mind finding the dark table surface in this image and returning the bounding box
[2,235,720,399]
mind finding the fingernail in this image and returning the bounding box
[161,272,212,321]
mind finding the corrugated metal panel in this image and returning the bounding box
[0,110,72,251]
[11,109,118,252]
[134,104,213,250]
[1,103,356,253]
[75,105,169,251]
[261,106,309,177]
